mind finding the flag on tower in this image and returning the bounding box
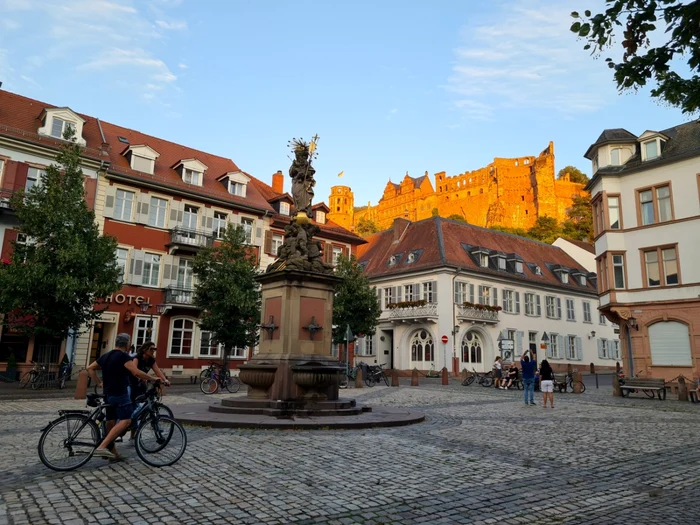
[337,171,344,178]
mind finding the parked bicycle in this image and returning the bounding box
[199,361,221,381]
[462,368,494,387]
[58,363,73,390]
[339,363,361,389]
[19,361,48,389]
[200,365,241,394]
[364,363,390,387]
[38,380,186,471]
[553,373,586,393]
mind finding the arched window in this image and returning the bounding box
[649,321,692,366]
[410,330,434,364]
[170,318,195,356]
[461,331,483,365]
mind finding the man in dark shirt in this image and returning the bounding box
[87,333,153,460]
[520,350,537,406]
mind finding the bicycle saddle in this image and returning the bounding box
[86,392,104,407]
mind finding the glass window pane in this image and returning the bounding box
[645,141,658,159]
[645,251,660,286]
[663,248,678,285]
[608,197,620,229]
[610,149,620,165]
[640,190,654,225]
[657,187,672,222]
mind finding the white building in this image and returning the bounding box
[584,123,700,381]
[356,217,619,374]
[552,237,597,273]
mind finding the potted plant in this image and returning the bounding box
[5,352,17,381]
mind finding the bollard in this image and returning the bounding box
[612,371,621,397]
[411,368,419,387]
[391,369,400,387]
[615,361,621,374]
[595,372,599,389]
[573,371,583,394]
[441,367,449,385]
[355,367,364,389]
[678,376,688,402]
[74,369,89,400]
[461,368,468,382]
[590,362,595,374]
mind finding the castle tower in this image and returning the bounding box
[327,185,354,230]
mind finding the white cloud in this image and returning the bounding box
[155,19,187,31]
[78,48,177,86]
[446,0,615,119]
[178,63,188,69]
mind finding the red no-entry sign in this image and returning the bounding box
[441,335,448,344]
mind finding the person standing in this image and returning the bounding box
[539,359,555,408]
[86,333,154,460]
[493,356,503,389]
[128,342,169,441]
[521,351,537,406]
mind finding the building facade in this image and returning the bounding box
[328,142,586,233]
[584,123,700,381]
[0,89,364,378]
[356,217,618,374]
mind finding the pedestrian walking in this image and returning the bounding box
[493,356,503,389]
[539,359,555,408]
[128,341,169,441]
[520,351,537,406]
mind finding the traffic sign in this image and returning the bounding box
[441,335,448,344]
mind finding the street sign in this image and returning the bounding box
[441,335,449,344]
[499,339,514,351]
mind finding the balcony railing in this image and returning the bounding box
[164,286,196,307]
[168,228,213,251]
[456,305,499,324]
[387,303,439,323]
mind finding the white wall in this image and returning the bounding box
[552,238,596,272]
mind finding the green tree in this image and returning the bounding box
[571,1,700,114]
[557,165,589,185]
[561,194,594,242]
[356,216,379,236]
[332,255,381,344]
[0,129,121,337]
[447,214,468,224]
[489,225,531,238]
[526,216,562,244]
[193,225,261,352]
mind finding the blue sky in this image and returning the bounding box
[0,0,690,207]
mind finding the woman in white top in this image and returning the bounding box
[493,356,503,389]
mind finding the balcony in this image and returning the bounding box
[387,303,439,324]
[0,189,15,213]
[456,305,499,324]
[163,286,198,309]
[166,228,213,254]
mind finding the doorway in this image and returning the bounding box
[89,322,105,362]
[381,329,394,369]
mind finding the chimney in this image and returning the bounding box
[272,170,284,194]
[393,217,411,242]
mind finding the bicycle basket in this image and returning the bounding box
[86,393,101,407]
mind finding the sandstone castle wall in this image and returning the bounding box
[328,142,585,232]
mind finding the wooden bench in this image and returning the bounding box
[620,378,667,400]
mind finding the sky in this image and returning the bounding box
[0,0,691,207]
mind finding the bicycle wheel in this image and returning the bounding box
[382,372,390,386]
[200,368,212,380]
[365,375,377,387]
[19,371,35,388]
[463,375,475,386]
[38,414,99,471]
[643,389,656,398]
[516,380,523,390]
[135,416,187,467]
[481,377,493,387]
[225,376,241,394]
[339,375,349,389]
[137,407,175,453]
[31,374,44,390]
[200,378,219,394]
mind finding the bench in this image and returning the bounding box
[620,378,667,400]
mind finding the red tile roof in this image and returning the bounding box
[358,217,597,294]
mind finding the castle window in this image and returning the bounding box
[524,159,530,165]
[521,195,524,201]
[467,192,471,196]
[480,189,484,194]
[515,161,519,166]
[469,178,472,183]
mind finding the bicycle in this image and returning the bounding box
[339,363,361,389]
[618,369,655,398]
[364,364,390,387]
[566,373,586,394]
[462,368,493,387]
[199,361,221,381]
[58,364,73,390]
[200,366,241,394]
[19,361,45,389]
[38,381,186,471]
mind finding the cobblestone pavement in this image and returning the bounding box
[1,381,699,525]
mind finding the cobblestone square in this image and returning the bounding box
[1,382,699,524]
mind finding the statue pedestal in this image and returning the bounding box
[223,270,357,416]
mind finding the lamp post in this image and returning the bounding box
[139,303,167,343]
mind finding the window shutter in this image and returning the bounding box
[649,321,692,366]
[557,335,565,358]
[324,242,333,264]
[162,255,174,288]
[478,285,484,304]
[395,286,402,302]
[469,283,474,304]
[556,298,562,319]
[454,282,460,304]
[263,230,272,255]
[501,289,506,306]
[135,194,148,225]
[255,219,263,244]
[575,337,583,360]
[546,339,553,358]
[169,200,179,224]
[129,250,145,281]
[432,281,438,303]
[515,292,520,314]
[492,287,498,306]
[516,331,523,354]
[535,295,541,316]
[597,339,604,359]
[103,185,117,219]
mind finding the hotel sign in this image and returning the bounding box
[104,294,149,306]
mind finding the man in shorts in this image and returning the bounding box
[87,333,154,460]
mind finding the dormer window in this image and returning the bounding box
[579,275,586,286]
[610,147,633,166]
[480,254,488,268]
[280,202,290,216]
[221,171,249,198]
[497,257,506,270]
[229,181,244,196]
[534,265,543,276]
[124,145,159,175]
[183,168,201,185]
[515,261,523,273]
[643,140,659,161]
[315,210,325,223]
[51,117,74,139]
[560,272,569,284]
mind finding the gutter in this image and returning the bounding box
[451,267,461,367]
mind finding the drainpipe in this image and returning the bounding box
[451,267,461,373]
[625,323,634,376]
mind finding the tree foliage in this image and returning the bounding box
[355,216,379,236]
[447,214,468,224]
[557,165,589,185]
[571,1,700,114]
[0,129,121,337]
[332,255,381,344]
[561,194,594,242]
[193,225,261,352]
[526,216,562,245]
